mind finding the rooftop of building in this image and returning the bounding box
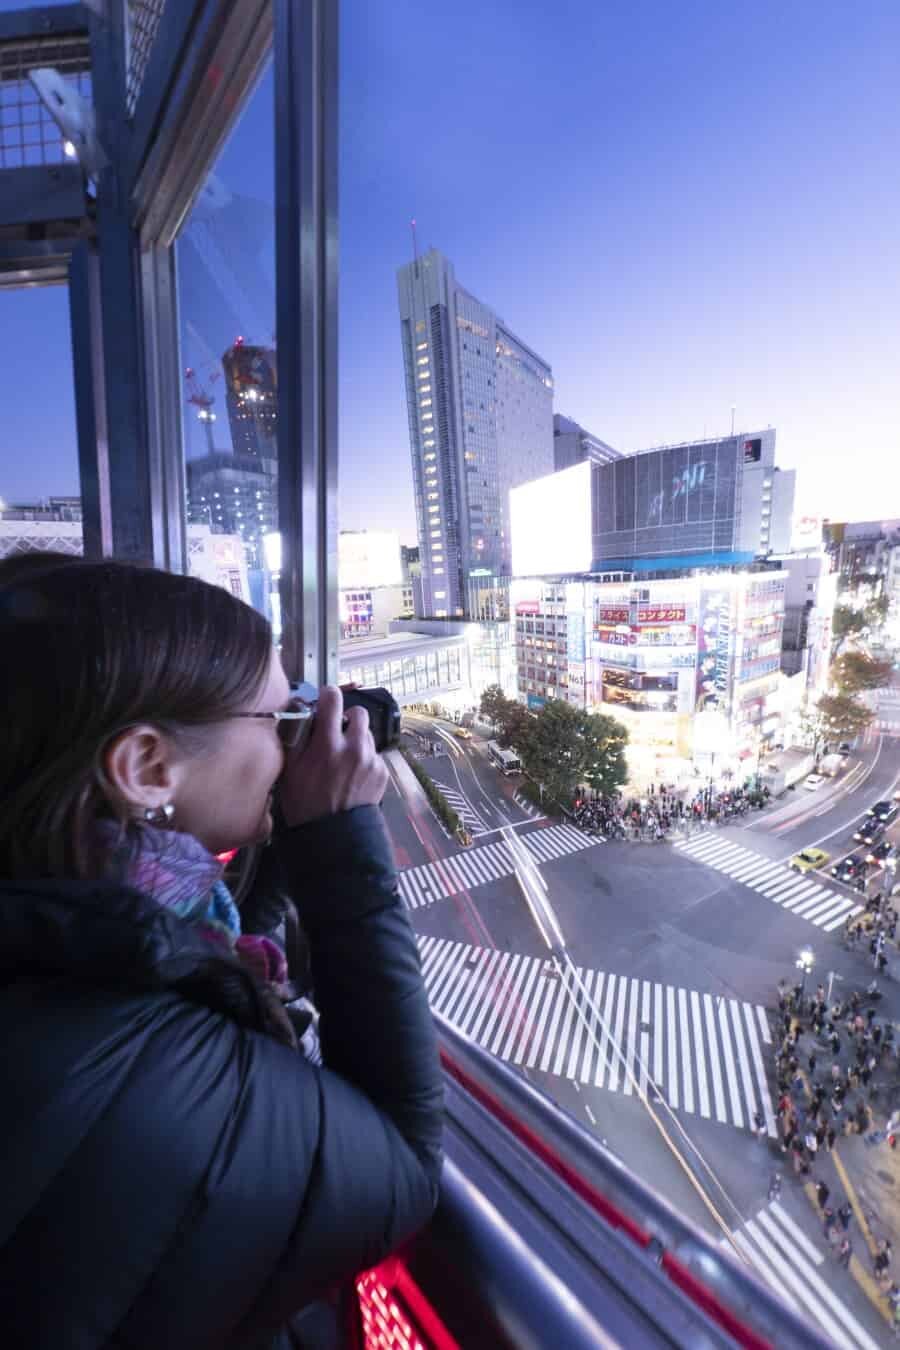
[614,428,775,461]
[337,628,466,665]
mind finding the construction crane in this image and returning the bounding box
[184,367,221,454]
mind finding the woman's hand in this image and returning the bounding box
[279,685,388,827]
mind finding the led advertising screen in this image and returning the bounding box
[511,460,592,577]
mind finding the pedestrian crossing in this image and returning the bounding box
[874,719,900,736]
[438,785,490,836]
[398,823,597,910]
[419,935,775,1135]
[723,1201,880,1350]
[674,835,864,933]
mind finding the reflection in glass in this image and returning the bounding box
[175,64,278,626]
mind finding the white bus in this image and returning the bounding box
[487,741,521,775]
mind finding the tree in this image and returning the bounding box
[816,694,873,741]
[496,701,534,754]
[864,594,889,629]
[579,710,629,798]
[832,651,892,694]
[516,698,628,805]
[832,604,865,648]
[478,683,509,729]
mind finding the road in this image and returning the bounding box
[378,702,900,1348]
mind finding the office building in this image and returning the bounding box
[339,584,414,639]
[397,248,554,619]
[0,496,83,523]
[553,414,621,471]
[186,450,277,571]
[222,340,278,461]
[400,543,421,582]
[338,629,471,708]
[775,553,836,700]
[510,567,787,786]
[511,430,795,578]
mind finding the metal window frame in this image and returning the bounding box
[2,0,339,678]
[272,0,338,685]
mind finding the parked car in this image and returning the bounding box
[804,773,827,790]
[831,854,869,883]
[790,847,830,874]
[867,800,899,824]
[854,818,885,846]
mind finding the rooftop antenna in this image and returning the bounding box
[410,218,419,264]
[730,404,736,437]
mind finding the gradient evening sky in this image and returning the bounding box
[3,0,899,544]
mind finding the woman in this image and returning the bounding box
[0,554,443,1348]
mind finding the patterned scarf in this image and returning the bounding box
[95,820,288,988]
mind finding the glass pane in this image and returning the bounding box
[175,62,277,625]
[0,286,81,559]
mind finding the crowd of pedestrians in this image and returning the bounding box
[843,898,898,978]
[572,779,771,841]
[771,976,900,1309]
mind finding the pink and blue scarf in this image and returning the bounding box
[96,821,288,988]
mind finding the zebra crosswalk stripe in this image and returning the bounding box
[398,824,603,910]
[726,1202,882,1350]
[676,835,864,933]
[439,785,490,835]
[420,938,773,1133]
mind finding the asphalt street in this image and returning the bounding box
[379,701,900,1347]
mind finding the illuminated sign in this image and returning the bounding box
[637,605,686,624]
[696,588,733,713]
[743,438,762,463]
[597,606,629,623]
[516,601,541,615]
[594,626,635,646]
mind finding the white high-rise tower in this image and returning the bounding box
[397,249,554,618]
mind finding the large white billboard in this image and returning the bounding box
[510,461,592,578]
[338,529,402,589]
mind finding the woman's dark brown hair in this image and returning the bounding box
[0,551,273,881]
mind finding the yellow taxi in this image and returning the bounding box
[789,847,830,874]
[453,726,473,740]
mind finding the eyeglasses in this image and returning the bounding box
[229,697,314,750]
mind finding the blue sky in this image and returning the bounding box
[3,0,898,543]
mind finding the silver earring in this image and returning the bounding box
[143,803,175,826]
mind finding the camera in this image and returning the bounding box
[292,683,401,754]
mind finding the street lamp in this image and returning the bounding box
[795,947,814,998]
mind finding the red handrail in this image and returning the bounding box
[439,1046,775,1350]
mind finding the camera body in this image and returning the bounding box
[292,683,401,754]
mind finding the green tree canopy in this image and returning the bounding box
[517,698,628,803]
[816,693,873,740]
[478,684,509,728]
[832,604,865,645]
[479,685,534,751]
[832,651,893,694]
[864,594,889,628]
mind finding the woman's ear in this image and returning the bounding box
[103,725,180,815]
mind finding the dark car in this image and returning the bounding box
[866,840,894,866]
[854,818,884,846]
[831,853,869,883]
[838,742,853,756]
[867,800,899,824]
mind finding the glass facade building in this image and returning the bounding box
[592,437,742,565]
[397,249,554,619]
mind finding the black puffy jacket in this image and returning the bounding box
[0,806,443,1349]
